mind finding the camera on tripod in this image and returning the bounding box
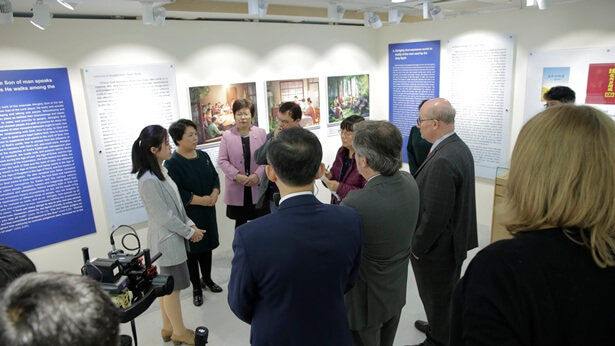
[81,225,173,321]
[81,247,173,309]
[81,225,208,345]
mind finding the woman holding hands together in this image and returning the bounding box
[218,99,268,228]
[132,124,205,345]
[165,119,223,309]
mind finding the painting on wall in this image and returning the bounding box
[327,74,370,123]
[265,77,320,132]
[541,67,570,101]
[189,82,257,145]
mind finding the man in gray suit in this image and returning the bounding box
[409,98,478,346]
[342,120,420,346]
[254,102,302,212]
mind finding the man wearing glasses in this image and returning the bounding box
[408,98,478,346]
[254,101,302,212]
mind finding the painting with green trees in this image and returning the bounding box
[327,74,369,123]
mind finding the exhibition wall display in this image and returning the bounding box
[388,40,441,163]
[82,63,180,230]
[327,74,370,136]
[442,34,514,179]
[0,68,95,251]
[524,47,615,120]
[189,82,258,145]
[265,78,320,131]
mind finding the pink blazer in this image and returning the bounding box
[218,125,267,206]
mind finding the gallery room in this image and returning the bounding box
[1,0,614,345]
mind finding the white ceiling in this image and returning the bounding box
[10,0,585,26]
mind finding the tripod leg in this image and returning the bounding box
[131,319,138,346]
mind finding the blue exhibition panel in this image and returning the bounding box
[0,68,95,251]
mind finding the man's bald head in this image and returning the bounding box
[421,98,456,124]
[418,98,456,143]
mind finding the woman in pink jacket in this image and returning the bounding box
[218,99,268,228]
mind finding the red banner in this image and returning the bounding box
[586,63,615,104]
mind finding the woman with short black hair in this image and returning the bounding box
[165,119,222,308]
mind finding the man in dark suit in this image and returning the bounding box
[409,98,478,346]
[342,121,420,346]
[254,102,302,212]
[407,100,432,175]
[228,127,363,346]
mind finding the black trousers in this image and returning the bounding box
[351,312,402,346]
[187,251,213,292]
[411,255,462,346]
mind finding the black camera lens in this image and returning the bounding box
[152,274,174,296]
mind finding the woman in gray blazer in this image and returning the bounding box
[131,125,205,346]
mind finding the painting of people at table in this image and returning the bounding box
[266,78,320,132]
[327,74,370,123]
[189,82,258,145]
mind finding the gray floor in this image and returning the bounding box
[121,226,489,346]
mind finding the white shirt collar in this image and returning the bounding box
[430,131,455,153]
[367,173,381,182]
[279,191,313,206]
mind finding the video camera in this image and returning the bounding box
[81,246,173,320]
[81,225,208,345]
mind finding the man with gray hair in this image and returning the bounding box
[342,120,420,346]
[0,272,120,346]
[409,98,477,346]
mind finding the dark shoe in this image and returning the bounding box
[414,320,429,334]
[192,290,203,307]
[206,283,223,293]
[201,278,223,292]
[404,343,424,346]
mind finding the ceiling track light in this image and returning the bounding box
[363,11,372,27]
[0,0,14,25]
[527,0,547,10]
[388,8,403,24]
[30,0,52,30]
[57,0,83,11]
[364,12,382,30]
[536,0,547,10]
[328,3,345,21]
[248,0,268,18]
[430,6,444,21]
[422,1,430,20]
[141,2,154,24]
[153,6,166,26]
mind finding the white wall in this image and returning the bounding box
[2,0,614,273]
[372,0,615,241]
[0,19,378,272]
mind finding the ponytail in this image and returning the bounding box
[130,125,167,180]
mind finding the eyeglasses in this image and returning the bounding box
[276,117,294,125]
[544,101,562,108]
[417,117,437,125]
[235,112,251,118]
[338,129,353,136]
